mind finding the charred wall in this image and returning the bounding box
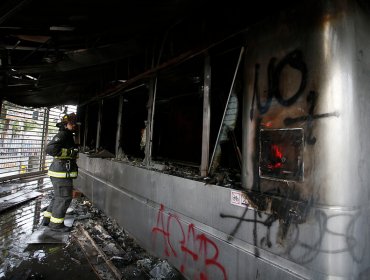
[77,37,245,182]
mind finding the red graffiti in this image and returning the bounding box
[152,204,227,280]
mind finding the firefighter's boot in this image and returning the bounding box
[49,222,72,232]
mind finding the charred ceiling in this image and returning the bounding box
[0,0,294,107]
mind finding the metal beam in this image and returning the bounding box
[0,0,32,25]
[200,54,211,177]
[144,77,157,166]
[82,105,89,150]
[115,95,124,156]
[96,100,103,150]
[39,108,49,171]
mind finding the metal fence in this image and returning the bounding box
[0,100,76,179]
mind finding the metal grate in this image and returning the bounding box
[0,101,76,179]
[44,105,77,170]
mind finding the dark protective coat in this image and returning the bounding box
[44,124,78,228]
[46,125,78,178]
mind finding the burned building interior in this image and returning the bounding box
[0,0,279,184]
[2,0,370,279]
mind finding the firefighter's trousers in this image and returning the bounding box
[46,177,73,225]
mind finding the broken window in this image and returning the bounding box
[80,102,98,152]
[76,41,245,189]
[208,46,244,175]
[152,58,204,164]
[259,128,304,182]
[99,97,119,156]
[120,85,148,159]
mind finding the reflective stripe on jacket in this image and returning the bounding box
[48,169,78,178]
[46,126,78,179]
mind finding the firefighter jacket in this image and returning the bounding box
[46,125,78,179]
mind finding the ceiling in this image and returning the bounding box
[0,0,293,107]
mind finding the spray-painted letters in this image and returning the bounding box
[152,204,227,280]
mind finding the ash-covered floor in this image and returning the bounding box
[0,175,184,280]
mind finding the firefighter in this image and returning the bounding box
[41,112,79,232]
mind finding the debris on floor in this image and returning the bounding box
[71,197,184,280]
[0,176,185,280]
[0,189,42,213]
[27,215,75,244]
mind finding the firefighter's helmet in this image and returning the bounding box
[61,112,77,124]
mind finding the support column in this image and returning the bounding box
[39,108,49,171]
[200,54,211,177]
[115,95,124,157]
[96,100,103,150]
[144,77,157,166]
[83,105,89,150]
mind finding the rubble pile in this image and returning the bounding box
[71,197,184,280]
[107,155,243,189]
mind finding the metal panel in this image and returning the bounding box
[242,0,370,206]
[242,0,370,278]
[77,153,370,279]
[76,154,312,279]
[0,101,45,178]
[0,101,76,180]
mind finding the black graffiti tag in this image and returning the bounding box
[250,50,307,119]
[284,90,339,145]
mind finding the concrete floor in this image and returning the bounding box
[0,175,99,280]
[0,175,184,280]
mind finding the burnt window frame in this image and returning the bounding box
[259,128,304,182]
